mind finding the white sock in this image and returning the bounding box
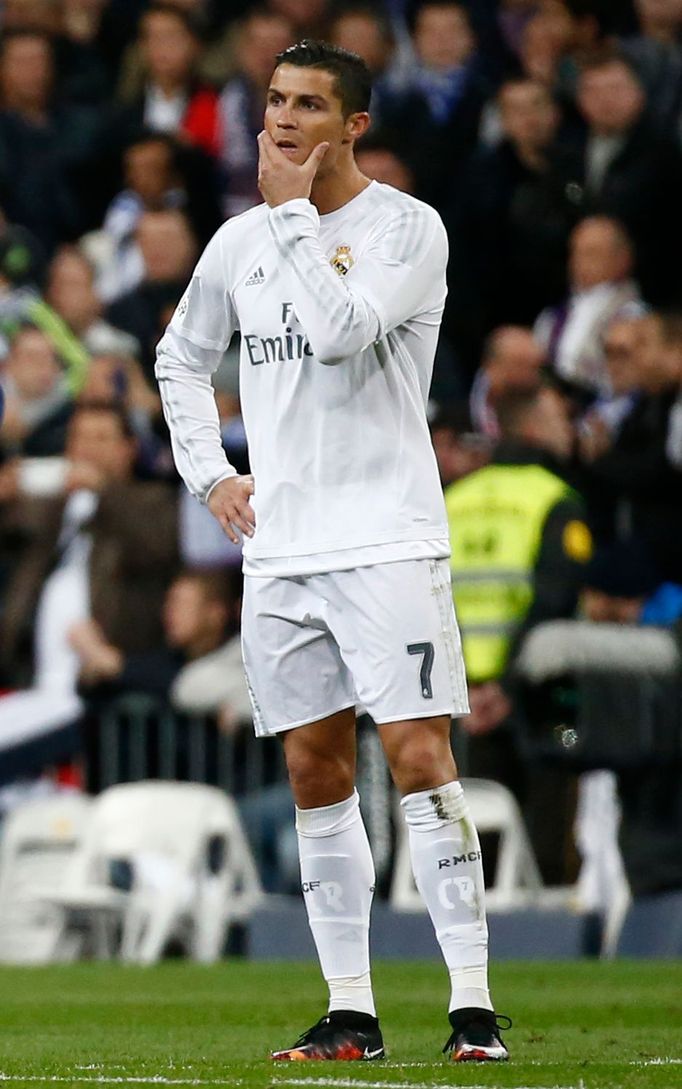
[296,790,376,1017]
[401,780,493,1013]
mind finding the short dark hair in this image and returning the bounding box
[0,28,53,58]
[178,567,242,608]
[493,385,546,439]
[329,2,395,45]
[71,400,136,442]
[274,39,372,116]
[142,2,203,41]
[405,0,468,34]
[579,47,642,84]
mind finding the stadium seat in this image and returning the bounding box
[390,777,544,912]
[0,791,93,964]
[44,781,262,964]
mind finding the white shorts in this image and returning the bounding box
[241,558,469,737]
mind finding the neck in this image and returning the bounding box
[515,142,547,172]
[186,631,221,660]
[152,77,185,98]
[641,19,677,44]
[6,93,47,121]
[592,124,627,139]
[309,157,371,216]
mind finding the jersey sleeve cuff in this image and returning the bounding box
[268,199,320,249]
[204,467,238,505]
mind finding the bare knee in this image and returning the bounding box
[283,710,356,808]
[378,717,457,796]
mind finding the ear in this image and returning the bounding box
[343,111,371,145]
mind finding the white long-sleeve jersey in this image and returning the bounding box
[155,180,451,576]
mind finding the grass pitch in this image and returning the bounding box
[0,960,679,1089]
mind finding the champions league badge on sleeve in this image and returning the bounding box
[330,244,354,276]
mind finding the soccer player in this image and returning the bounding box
[155,40,510,1064]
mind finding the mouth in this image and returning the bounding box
[276,139,300,155]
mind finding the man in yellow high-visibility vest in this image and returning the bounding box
[445,383,593,880]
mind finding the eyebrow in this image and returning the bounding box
[267,87,329,106]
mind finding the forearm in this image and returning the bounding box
[268,199,381,364]
[155,331,236,502]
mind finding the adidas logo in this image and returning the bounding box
[245,266,265,287]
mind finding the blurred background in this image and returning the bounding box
[0,0,681,966]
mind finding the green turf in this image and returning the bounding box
[0,960,679,1088]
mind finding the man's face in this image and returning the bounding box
[66,410,135,481]
[239,15,293,89]
[569,220,629,291]
[163,577,206,649]
[7,328,60,400]
[264,64,358,173]
[142,11,197,85]
[578,63,644,134]
[47,251,99,330]
[270,0,326,28]
[413,4,475,71]
[125,141,174,206]
[487,329,545,391]
[163,577,226,650]
[355,148,414,192]
[137,212,196,282]
[0,36,52,105]
[499,82,558,149]
[331,14,389,74]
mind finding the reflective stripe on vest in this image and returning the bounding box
[445,463,572,683]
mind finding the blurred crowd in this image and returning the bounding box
[0,1,682,911]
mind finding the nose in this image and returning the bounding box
[275,103,296,129]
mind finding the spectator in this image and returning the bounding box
[56,0,113,106]
[46,246,141,361]
[430,403,492,487]
[469,325,547,439]
[0,229,90,396]
[548,50,682,304]
[355,133,416,192]
[518,2,576,92]
[404,1,490,207]
[113,3,220,157]
[170,574,252,729]
[218,6,294,218]
[94,132,220,304]
[450,78,564,350]
[70,568,243,711]
[106,209,198,380]
[78,352,160,430]
[0,401,178,779]
[0,325,72,457]
[329,4,431,139]
[619,0,682,136]
[0,31,80,251]
[269,0,330,41]
[534,216,644,393]
[445,384,592,881]
[580,312,682,583]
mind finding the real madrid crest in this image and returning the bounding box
[330,244,354,276]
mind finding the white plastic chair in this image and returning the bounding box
[0,791,93,964]
[390,777,543,912]
[47,781,262,964]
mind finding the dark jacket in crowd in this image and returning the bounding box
[0,481,178,686]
